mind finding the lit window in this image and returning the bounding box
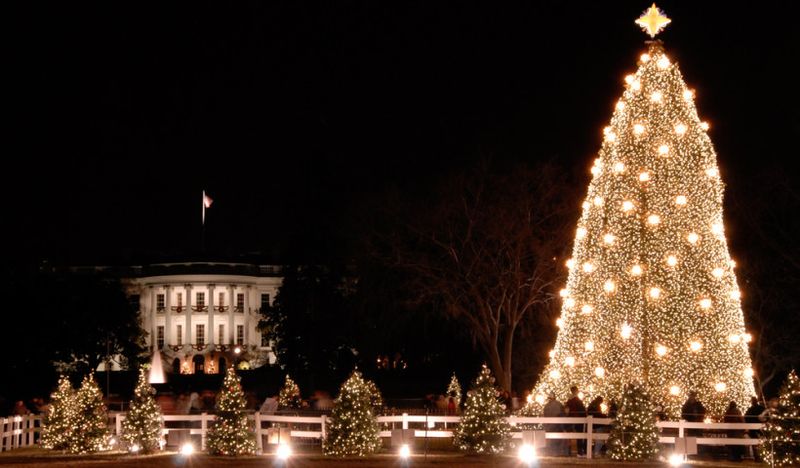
[236,325,244,345]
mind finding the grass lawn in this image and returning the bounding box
[0,448,764,467]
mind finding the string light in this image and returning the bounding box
[639,171,651,182]
[621,323,632,339]
[593,196,604,206]
[666,255,678,267]
[687,232,700,244]
[655,345,668,357]
[595,367,606,378]
[675,123,687,136]
[616,101,626,111]
[581,304,594,314]
[647,214,661,225]
[649,287,662,299]
[576,227,587,239]
[670,386,681,396]
[714,382,727,393]
[675,195,687,205]
[565,298,576,308]
[683,89,694,101]
[690,341,703,352]
[603,233,616,245]
[743,333,753,343]
[559,288,569,297]
[658,144,669,155]
[640,53,651,62]
[633,123,646,135]
[699,298,712,310]
[565,356,576,367]
[630,264,643,276]
[651,91,663,103]
[582,262,595,273]
[566,258,576,269]
[706,167,719,177]
[712,267,724,278]
[622,200,635,212]
[613,161,626,173]
[700,121,710,130]
[585,341,595,352]
[657,55,670,69]
[604,280,616,293]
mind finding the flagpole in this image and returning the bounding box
[201,190,206,253]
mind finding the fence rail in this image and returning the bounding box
[2,412,765,459]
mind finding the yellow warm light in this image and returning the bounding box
[706,167,719,177]
[582,262,595,273]
[604,132,617,143]
[675,123,687,135]
[743,333,753,343]
[565,298,576,308]
[690,341,703,352]
[744,368,755,378]
[622,200,635,212]
[595,367,606,378]
[565,356,576,367]
[613,161,625,173]
[591,165,601,175]
[639,171,651,182]
[712,267,724,278]
[651,91,663,103]
[658,144,670,155]
[582,201,590,210]
[683,89,694,101]
[630,264,643,276]
[666,255,678,267]
[576,227,587,239]
[616,100,626,111]
[593,196,604,206]
[548,349,555,358]
[640,53,651,62]
[656,345,668,356]
[687,232,700,244]
[731,290,742,300]
[714,382,727,393]
[549,369,561,380]
[625,74,635,85]
[631,80,641,91]
[699,298,712,310]
[700,121,710,130]
[647,214,661,225]
[657,55,671,69]
[581,304,594,314]
[670,385,681,396]
[675,195,687,205]
[635,4,672,38]
[728,334,741,344]
[535,394,545,405]
[585,341,595,352]
[649,287,662,299]
[633,123,646,135]
[621,323,632,339]
[603,280,616,293]
[566,258,576,268]
[603,233,616,245]
[556,318,564,328]
[711,223,724,236]
[559,288,569,298]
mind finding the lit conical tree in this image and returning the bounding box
[760,370,800,466]
[277,374,302,410]
[206,367,257,455]
[453,365,510,454]
[323,370,382,456]
[121,367,164,453]
[71,374,110,453]
[531,5,755,417]
[447,372,462,406]
[41,375,76,451]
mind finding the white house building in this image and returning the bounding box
[124,262,282,375]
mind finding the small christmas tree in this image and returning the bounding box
[606,384,659,461]
[277,375,302,410]
[760,370,800,466]
[453,364,510,454]
[323,370,382,456]
[71,374,110,454]
[121,367,163,453]
[206,367,257,456]
[41,375,76,451]
[447,373,462,406]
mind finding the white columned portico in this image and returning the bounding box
[185,284,192,347]
[244,285,251,345]
[208,284,215,346]
[149,285,156,349]
[228,284,235,345]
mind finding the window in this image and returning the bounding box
[157,294,165,311]
[261,331,270,348]
[260,293,270,310]
[196,292,205,308]
[176,325,183,346]
[236,293,244,311]
[176,293,183,307]
[129,294,140,310]
[157,326,165,348]
[219,324,225,345]
[236,325,244,345]
[196,324,205,347]
[218,292,225,307]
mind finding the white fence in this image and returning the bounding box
[2,412,763,459]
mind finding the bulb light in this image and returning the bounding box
[675,195,687,205]
[277,443,293,461]
[622,200,635,212]
[657,55,670,69]
[585,341,595,352]
[518,444,537,464]
[649,287,662,299]
[656,345,668,357]
[603,280,616,293]
[647,214,661,225]
[180,443,194,456]
[595,367,606,378]
[398,444,410,460]
[621,323,632,339]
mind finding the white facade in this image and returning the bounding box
[125,262,282,375]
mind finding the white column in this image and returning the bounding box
[185,285,193,347]
[244,285,251,345]
[228,285,235,345]
[149,285,156,349]
[208,285,215,346]
[164,285,172,348]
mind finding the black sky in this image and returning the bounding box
[8,1,800,266]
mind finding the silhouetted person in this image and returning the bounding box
[543,392,566,456]
[681,391,706,437]
[744,396,764,461]
[587,396,607,456]
[565,386,587,456]
[723,401,745,461]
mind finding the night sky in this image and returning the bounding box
[8,1,799,266]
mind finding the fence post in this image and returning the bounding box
[321,415,327,451]
[586,416,593,460]
[678,419,684,439]
[402,413,408,430]
[255,412,263,454]
[25,415,32,447]
[115,413,123,438]
[200,413,208,450]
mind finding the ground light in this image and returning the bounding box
[668,453,687,466]
[399,443,411,459]
[276,443,292,461]
[180,442,195,456]
[518,443,537,465]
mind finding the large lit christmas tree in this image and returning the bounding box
[606,384,660,461]
[453,365,510,454]
[530,4,755,416]
[447,372,463,407]
[71,374,110,454]
[206,367,257,456]
[760,370,800,466]
[121,367,164,453]
[41,375,76,451]
[323,370,382,456]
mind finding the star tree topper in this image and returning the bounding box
[635,3,671,38]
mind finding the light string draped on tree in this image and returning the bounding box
[121,367,164,453]
[205,367,256,456]
[527,4,756,418]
